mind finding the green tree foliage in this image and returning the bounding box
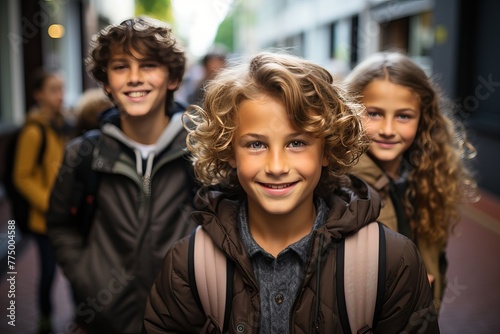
[214,13,234,52]
[135,0,173,23]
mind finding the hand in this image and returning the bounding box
[428,274,435,286]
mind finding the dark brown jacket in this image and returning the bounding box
[144,177,439,333]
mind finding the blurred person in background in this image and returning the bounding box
[187,49,227,106]
[73,87,114,136]
[13,68,70,334]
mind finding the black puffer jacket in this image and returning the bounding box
[144,177,439,333]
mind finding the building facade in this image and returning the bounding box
[234,0,500,196]
[0,0,133,129]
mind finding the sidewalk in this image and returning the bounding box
[0,189,499,333]
[0,196,75,334]
[439,189,500,333]
[0,240,75,334]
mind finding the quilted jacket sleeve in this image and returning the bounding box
[144,236,207,334]
[376,227,440,334]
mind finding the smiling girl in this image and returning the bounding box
[346,52,479,309]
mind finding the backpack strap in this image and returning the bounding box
[336,222,386,334]
[188,226,234,333]
[31,122,46,166]
[69,130,102,238]
[21,121,47,166]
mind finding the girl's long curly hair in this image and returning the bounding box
[345,52,479,246]
[85,17,185,112]
[184,52,369,197]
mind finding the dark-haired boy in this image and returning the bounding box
[47,17,196,333]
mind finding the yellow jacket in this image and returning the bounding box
[13,111,66,234]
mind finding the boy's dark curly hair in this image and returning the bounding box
[85,17,186,112]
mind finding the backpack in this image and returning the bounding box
[188,222,387,334]
[66,129,102,238]
[3,121,47,236]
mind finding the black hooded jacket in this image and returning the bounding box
[47,106,197,333]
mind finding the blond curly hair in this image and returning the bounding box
[345,52,478,246]
[184,52,369,196]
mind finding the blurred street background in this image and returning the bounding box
[1,0,499,333]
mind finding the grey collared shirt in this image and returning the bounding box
[239,198,328,334]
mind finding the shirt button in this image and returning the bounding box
[275,293,284,304]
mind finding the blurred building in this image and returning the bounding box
[234,0,500,196]
[236,0,433,76]
[0,0,134,280]
[0,0,134,240]
[0,0,133,128]
[1,0,498,195]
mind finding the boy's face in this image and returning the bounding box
[104,48,178,118]
[229,96,328,220]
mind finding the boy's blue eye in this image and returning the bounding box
[289,140,305,148]
[247,141,265,149]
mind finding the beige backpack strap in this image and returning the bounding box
[193,226,228,332]
[344,222,383,334]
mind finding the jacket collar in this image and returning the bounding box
[100,108,184,155]
[190,176,381,290]
[191,175,381,251]
[96,107,186,177]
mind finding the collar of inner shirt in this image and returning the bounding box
[238,197,329,263]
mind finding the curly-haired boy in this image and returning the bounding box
[144,52,440,333]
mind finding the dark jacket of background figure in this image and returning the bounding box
[47,107,197,333]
